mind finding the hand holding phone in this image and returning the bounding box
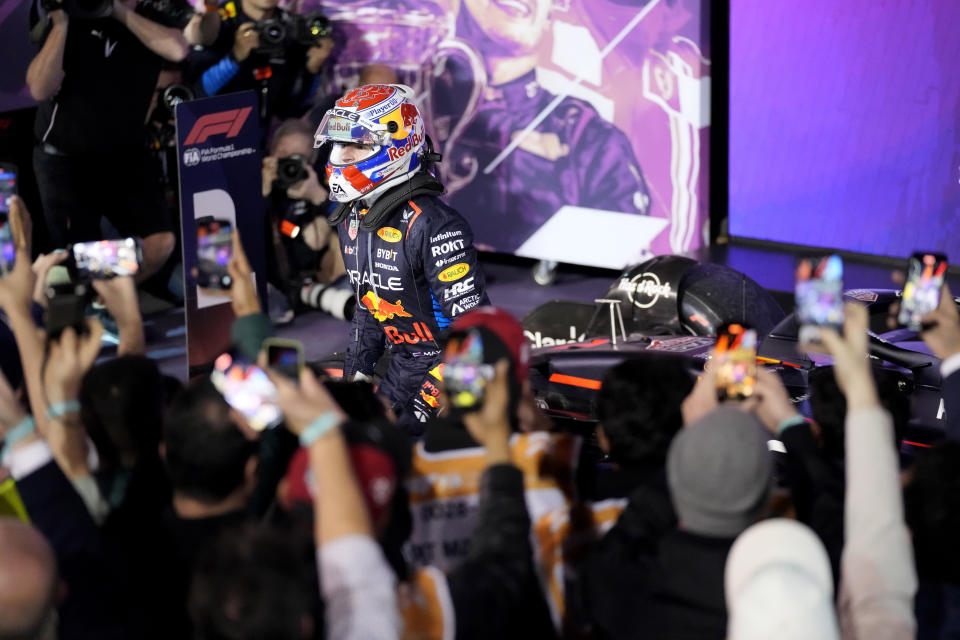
[0,164,16,216]
[71,238,142,280]
[0,165,18,276]
[444,329,495,412]
[714,323,758,402]
[196,217,233,290]
[264,337,305,380]
[898,252,948,331]
[210,351,282,431]
[796,255,844,344]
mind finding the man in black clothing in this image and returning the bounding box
[581,406,773,640]
[157,379,258,637]
[27,0,188,277]
[191,0,333,126]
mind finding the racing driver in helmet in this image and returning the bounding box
[315,83,490,435]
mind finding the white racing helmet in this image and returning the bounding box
[315,84,427,203]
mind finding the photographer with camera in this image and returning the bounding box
[27,0,189,280]
[192,0,333,127]
[262,119,351,323]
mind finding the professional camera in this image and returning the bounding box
[152,84,194,125]
[274,154,309,190]
[291,12,333,46]
[40,0,112,20]
[254,18,289,57]
[136,0,194,28]
[148,83,193,148]
[254,11,332,56]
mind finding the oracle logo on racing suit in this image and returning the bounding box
[431,239,465,257]
[348,270,403,291]
[387,131,423,162]
[384,322,436,345]
[360,291,412,322]
[618,272,673,309]
[443,277,475,300]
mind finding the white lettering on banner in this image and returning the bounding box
[377,248,398,261]
[404,434,577,574]
[431,239,466,257]
[523,326,584,349]
[430,230,463,243]
[347,270,403,291]
[939,398,946,421]
[182,143,257,167]
[375,262,399,272]
[617,272,672,309]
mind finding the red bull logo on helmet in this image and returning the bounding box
[388,131,423,162]
[361,291,413,322]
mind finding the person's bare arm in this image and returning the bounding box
[92,277,144,356]
[26,10,68,101]
[183,7,219,46]
[112,0,189,61]
[0,198,53,436]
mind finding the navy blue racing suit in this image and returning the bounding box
[337,186,490,434]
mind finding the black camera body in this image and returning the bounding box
[136,0,193,29]
[253,11,332,57]
[275,154,309,190]
[45,281,90,339]
[40,0,112,20]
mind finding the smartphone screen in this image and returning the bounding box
[0,215,15,276]
[714,324,758,401]
[899,252,948,331]
[196,218,233,289]
[266,339,304,380]
[0,165,16,215]
[72,238,141,279]
[210,351,282,431]
[444,329,494,411]
[796,255,844,343]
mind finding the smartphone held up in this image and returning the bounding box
[898,252,948,332]
[795,255,844,344]
[714,323,758,402]
[196,217,233,290]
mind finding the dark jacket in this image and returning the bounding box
[945,369,960,442]
[338,189,489,379]
[581,483,734,640]
[15,461,128,639]
[446,464,557,640]
[779,422,845,583]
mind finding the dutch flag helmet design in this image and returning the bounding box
[314,83,426,203]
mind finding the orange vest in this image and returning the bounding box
[405,432,579,572]
[398,567,455,640]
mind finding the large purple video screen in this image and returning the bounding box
[729,1,960,259]
[309,0,712,268]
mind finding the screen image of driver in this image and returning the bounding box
[315,84,490,436]
[439,0,652,253]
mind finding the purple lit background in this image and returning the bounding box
[730,0,960,259]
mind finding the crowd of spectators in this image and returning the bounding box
[0,184,959,639]
[9,0,960,637]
